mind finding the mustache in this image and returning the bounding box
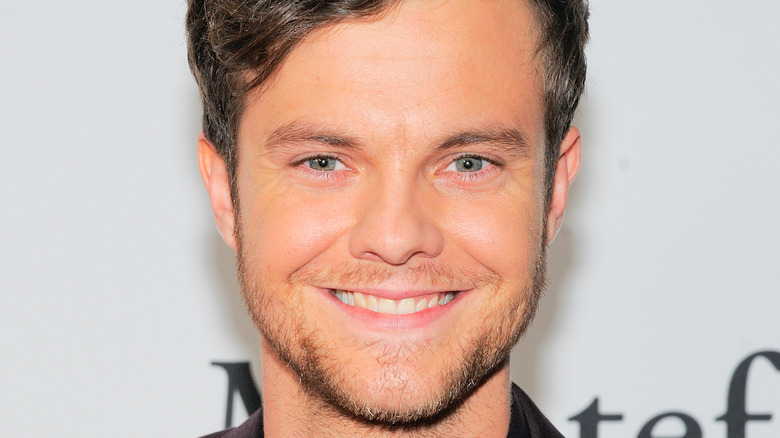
[287,260,501,291]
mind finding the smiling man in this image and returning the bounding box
[188,0,588,436]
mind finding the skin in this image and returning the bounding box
[198,0,580,436]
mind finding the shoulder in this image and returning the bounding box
[509,383,565,438]
[198,408,264,438]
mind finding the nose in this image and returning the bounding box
[348,175,444,265]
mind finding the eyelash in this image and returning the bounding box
[442,154,502,181]
[292,154,349,180]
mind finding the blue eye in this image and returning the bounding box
[447,156,485,172]
[306,156,345,171]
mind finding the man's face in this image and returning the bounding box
[201,0,578,425]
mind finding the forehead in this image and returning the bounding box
[240,0,544,149]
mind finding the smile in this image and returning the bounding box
[332,289,456,315]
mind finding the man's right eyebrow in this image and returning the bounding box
[264,122,362,151]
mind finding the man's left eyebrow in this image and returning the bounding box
[436,127,531,156]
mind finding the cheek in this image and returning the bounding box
[440,192,542,282]
[239,183,354,277]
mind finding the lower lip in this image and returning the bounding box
[317,288,468,331]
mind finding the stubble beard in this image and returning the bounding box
[235,233,548,427]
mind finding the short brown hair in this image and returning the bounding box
[186,0,589,204]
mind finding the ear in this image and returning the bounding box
[546,126,581,244]
[197,132,238,251]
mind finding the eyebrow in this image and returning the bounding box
[436,126,531,156]
[264,122,362,151]
[263,121,531,156]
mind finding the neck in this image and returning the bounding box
[260,339,513,438]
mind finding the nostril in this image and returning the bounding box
[358,251,386,263]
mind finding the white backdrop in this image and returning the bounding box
[2,1,778,437]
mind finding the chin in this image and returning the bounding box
[263,318,518,426]
[306,356,490,425]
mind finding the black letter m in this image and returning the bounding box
[212,362,262,428]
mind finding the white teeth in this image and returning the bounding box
[366,294,379,312]
[397,298,416,315]
[354,292,366,308]
[333,289,457,315]
[378,298,396,314]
